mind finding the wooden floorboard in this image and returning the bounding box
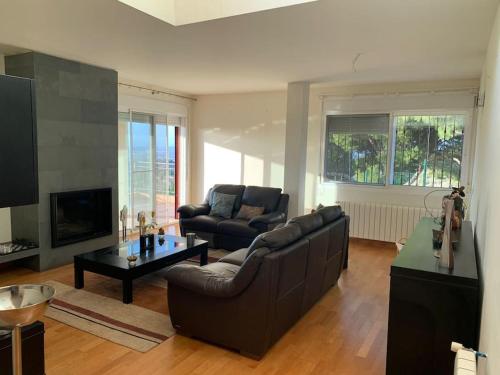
[0,237,395,375]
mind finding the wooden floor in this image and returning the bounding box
[0,238,395,375]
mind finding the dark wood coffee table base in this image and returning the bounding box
[74,241,208,304]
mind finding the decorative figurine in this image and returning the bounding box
[120,205,128,242]
[158,227,165,243]
[137,211,146,236]
[439,198,455,270]
[441,186,466,230]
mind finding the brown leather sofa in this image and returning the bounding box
[165,206,350,358]
[177,184,289,251]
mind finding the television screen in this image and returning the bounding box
[0,74,38,208]
[50,188,112,248]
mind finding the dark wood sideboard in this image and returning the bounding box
[386,217,480,375]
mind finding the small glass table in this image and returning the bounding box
[74,235,208,303]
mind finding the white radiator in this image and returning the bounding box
[337,201,441,243]
[452,342,479,375]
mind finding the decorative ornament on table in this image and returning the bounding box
[126,254,137,267]
[439,198,455,270]
[120,205,128,242]
[158,227,165,245]
[429,186,466,249]
[445,186,466,230]
[137,211,157,250]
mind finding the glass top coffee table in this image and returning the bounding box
[74,235,208,303]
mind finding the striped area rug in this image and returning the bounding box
[45,281,174,352]
[43,249,229,352]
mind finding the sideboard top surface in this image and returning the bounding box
[391,217,478,286]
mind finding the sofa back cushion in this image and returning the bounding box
[287,212,323,235]
[241,186,282,214]
[206,184,246,212]
[246,223,302,256]
[316,205,343,224]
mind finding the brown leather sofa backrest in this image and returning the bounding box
[302,225,330,313]
[204,184,246,214]
[316,205,343,223]
[246,222,302,258]
[241,186,283,214]
[286,212,324,235]
[263,238,310,343]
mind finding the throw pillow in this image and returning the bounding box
[209,192,237,219]
[235,204,265,220]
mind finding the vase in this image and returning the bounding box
[140,233,154,251]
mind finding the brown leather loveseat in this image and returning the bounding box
[177,184,289,251]
[165,206,350,358]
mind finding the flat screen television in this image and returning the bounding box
[50,188,112,248]
[0,74,38,208]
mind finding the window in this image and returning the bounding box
[323,113,467,188]
[324,114,389,185]
[392,115,465,188]
[118,112,180,229]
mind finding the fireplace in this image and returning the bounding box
[50,188,112,248]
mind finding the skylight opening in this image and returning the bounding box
[117,0,318,26]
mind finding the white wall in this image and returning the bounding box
[0,53,11,243]
[190,91,287,201]
[470,4,500,374]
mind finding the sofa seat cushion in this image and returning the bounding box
[219,248,249,266]
[217,219,259,237]
[203,262,241,278]
[181,215,225,232]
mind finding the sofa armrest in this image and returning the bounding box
[166,249,268,298]
[177,204,210,219]
[277,194,289,217]
[165,264,237,297]
[248,212,286,230]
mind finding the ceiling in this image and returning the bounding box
[0,0,497,95]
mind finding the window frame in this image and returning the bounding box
[320,108,474,193]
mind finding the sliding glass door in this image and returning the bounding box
[154,118,177,226]
[118,112,180,230]
[130,113,154,219]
